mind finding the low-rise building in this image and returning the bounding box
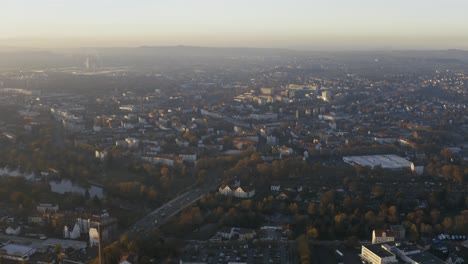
[389,225,406,240]
[37,203,59,213]
[361,244,397,264]
[218,185,255,198]
[5,226,21,236]
[0,244,36,262]
[372,230,396,244]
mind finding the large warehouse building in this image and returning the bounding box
[0,244,36,262]
[343,154,414,170]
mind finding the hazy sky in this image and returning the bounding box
[1,0,468,49]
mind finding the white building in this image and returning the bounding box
[372,230,396,244]
[89,228,99,246]
[411,164,424,175]
[322,91,332,101]
[76,218,91,234]
[95,150,108,160]
[179,154,197,163]
[5,226,21,236]
[343,155,413,170]
[216,227,256,241]
[362,242,445,264]
[279,146,293,157]
[218,185,255,198]
[234,187,255,198]
[70,223,81,239]
[37,203,59,213]
[0,244,36,262]
[125,138,139,148]
[219,185,232,196]
[361,244,397,264]
[63,226,70,238]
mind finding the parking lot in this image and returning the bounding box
[180,240,296,264]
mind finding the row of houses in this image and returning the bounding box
[218,185,255,199]
[216,227,256,241]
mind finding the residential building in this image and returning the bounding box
[218,185,255,198]
[372,230,396,244]
[37,203,59,213]
[89,228,99,246]
[389,225,406,240]
[5,226,21,236]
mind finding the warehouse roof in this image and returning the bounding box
[343,154,412,169]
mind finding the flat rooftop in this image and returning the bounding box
[343,154,412,169]
[364,244,395,258]
[408,251,445,263]
[396,243,419,253]
[0,234,87,252]
[1,244,35,257]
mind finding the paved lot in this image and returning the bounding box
[181,240,297,264]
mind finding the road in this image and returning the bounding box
[129,186,210,233]
[129,169,221,233]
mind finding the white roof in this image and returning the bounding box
[1,244,35,257]
[343,154,412,169]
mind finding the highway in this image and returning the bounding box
[128,169,221,234]
[129,186,209,233]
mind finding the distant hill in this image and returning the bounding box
[0,46,467,70]
[96,45,296,57]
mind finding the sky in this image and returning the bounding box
[1,0,468,50]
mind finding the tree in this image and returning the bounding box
[160,175,171,189]
[197,169,207,184]
[371,185,384,199]
[320,190,335,208]
[388,206,399,224]
[297,234,311,264]
[307,202,317,215]
[307,226,319,239]
[365,211,376,225]
[430,209,441,225]
[407,223,419,241]
[160,167,169,178]
[440,148,453,162]
[289,203,299,215]
[442,217,453,233]
[343,196,353,213]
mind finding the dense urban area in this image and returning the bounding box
[0,47,467,264]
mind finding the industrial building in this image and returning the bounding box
[361,242,446,264]
[343,154,413,170]
[0,244,36,262]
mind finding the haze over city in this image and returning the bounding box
[1,0,468,50]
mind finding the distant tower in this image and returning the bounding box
[85,57,90,70]
[322,91,332,101]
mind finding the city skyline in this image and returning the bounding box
[1,0,468,50]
